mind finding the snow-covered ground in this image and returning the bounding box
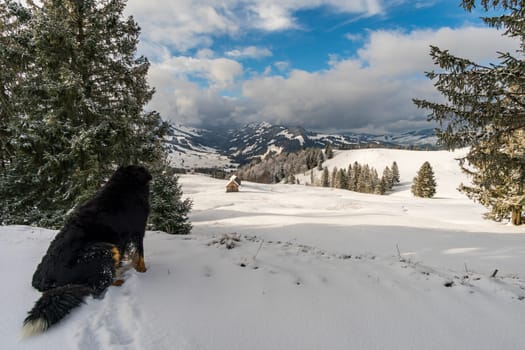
[2,149,525,350]
[167,146,237,170]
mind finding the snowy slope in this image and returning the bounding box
[2,149,525,350]
[299,148,469,198]
[166,124,238,170]
[167,146,237,170]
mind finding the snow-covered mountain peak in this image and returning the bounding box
[165,122,439,169]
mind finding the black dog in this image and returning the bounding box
[22,165,152,337]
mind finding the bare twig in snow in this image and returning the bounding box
[253,239,264,260]
[396,244,405,262]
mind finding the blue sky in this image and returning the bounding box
[210,2,469,74]
[125,0,517,133]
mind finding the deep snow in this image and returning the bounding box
[2,148,525,350]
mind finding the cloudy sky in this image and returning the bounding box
[124,0,518,133]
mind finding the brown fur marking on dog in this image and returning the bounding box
[133,255,147,273]
[111,246,121,269]
[112,279,125,287]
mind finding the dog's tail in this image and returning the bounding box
[21,284,94,338]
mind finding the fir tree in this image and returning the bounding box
[316,149,324,171]
[461,129,525,223]
[370,168,379,191]
[346,164,355,191]
[411,162,437,198]
[335,168,347,189]
[149,162,192,234]
[351,162,361,191]
[357,165,372,193]
[325,142,334,159]
[277,165,286,183]
[0,1,31,170]
[321,167,330,187]
[0,0,191,232]
[375,176,388,195]
[306,149,323,170]
[382,166,393,191]
[391,161,400,185]
[331,166,338,188]
[305,150,314,170]
[413,0,525,224]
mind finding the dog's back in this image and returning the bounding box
[23,165,151,337]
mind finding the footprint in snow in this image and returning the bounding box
[77,276,141,348]
[203,266,213,278]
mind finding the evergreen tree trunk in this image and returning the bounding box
[513,179,524,225]
[511,207,522,226]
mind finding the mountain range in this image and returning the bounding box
[165,122,438,169]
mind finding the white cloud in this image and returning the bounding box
[249,4,297,31]
[225,46,273,59]
[237,26,519,131]
[274,61,290,71]
[263,66,273,76]
[196,49,215,59]
[146,54,248,127]
[146,25,519,132]
[126,0,386,56]
[156,56,243,90]
[125,0,239,53]
[357,26,518,77]
[244,0,384,32]
[415,1,437,9]
[129,0,521,133]
[345,33,364,42]
[147,68,246,127]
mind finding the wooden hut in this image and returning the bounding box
[226,175,240,192]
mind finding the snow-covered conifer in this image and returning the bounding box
[321,167,330,187]
[346,164,355,191]
[357,165,372,193]
[335,168,347,189]
[413,1,524,224]
[325,143,334,159]
[391,161,400,185]
[375,176,388,195]
[350,162,361,191]
[411,162,437,198]
[0,0,191,232]
[331,167,338,188]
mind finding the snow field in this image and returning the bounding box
[2,148,525,350]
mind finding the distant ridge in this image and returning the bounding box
[165,122,438,169]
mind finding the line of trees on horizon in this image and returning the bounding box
[311,161,400,195]
[236,148,326,184]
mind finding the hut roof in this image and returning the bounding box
[228,175,240,186]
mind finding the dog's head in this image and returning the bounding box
[112,165,152,186]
